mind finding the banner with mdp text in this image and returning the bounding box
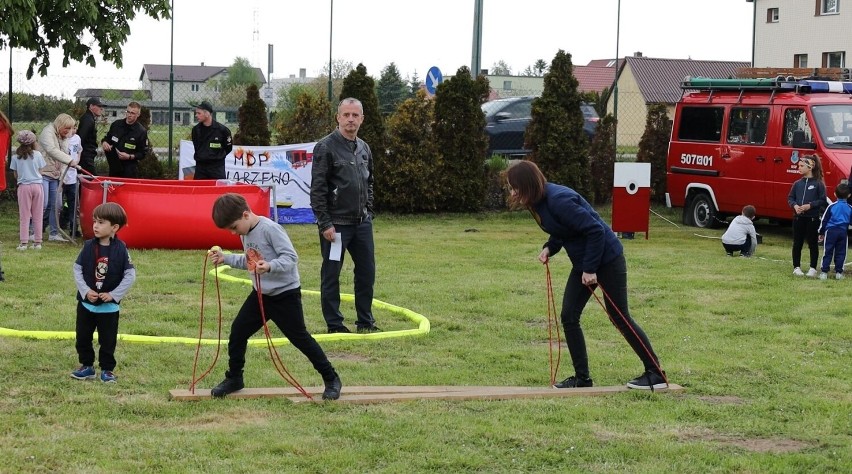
[179,140,316,224]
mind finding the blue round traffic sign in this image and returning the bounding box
[426,66,443,95]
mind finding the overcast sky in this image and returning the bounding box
[5,0,755,97]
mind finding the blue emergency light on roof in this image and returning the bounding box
[797,80,852,94]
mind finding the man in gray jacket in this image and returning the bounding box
[310,98,379,334]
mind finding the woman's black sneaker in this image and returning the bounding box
[626,370,668,390]
[211,372,244,398]
[322,375,342,400]
[553,375,593,389]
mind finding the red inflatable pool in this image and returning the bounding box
[79,177,272,250]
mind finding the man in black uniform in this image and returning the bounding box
[77,97,103,175]
[101,101,148,178]
[191,101,232,180]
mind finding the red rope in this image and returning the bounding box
[587,283,668,385]
[544,261,562,386]
[249,253,313,400]
[189,253,224,393]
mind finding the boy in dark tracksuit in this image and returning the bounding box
[818,183,852,280]
[71,203,135,383]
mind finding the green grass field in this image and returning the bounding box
[0,202,848,472]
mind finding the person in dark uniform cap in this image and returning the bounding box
[191,101,233,180]
[77,97,103,175]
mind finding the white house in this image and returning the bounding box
[748,0,848,68]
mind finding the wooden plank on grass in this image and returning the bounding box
[169,385,536,401]
[289,384,684,404]
[170,384,684,402]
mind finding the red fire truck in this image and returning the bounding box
[666,77,852,227]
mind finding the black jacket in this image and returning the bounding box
[787,177,827,218]
[76,238,134,305]
[77,110,99,166]
[102,119,148,177]
[191,121,232,166]
[310,129,374,231]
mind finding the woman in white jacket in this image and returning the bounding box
[38,113,79,241]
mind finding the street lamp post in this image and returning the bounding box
[328,0,333,102]
[168,0,175,166]
[613,0,621,160]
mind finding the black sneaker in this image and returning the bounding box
[553,375,593,389]
[626,370,668,390]
[327,326,352,334]
[211,372,244,398]
[322,375,342,400]
[356,325,382,334]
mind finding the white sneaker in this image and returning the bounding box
[32,244,42,250]
[16,244,27,251]
[48,234,68,242]
[819,272,828,280]
[836,273,845,280]
[806,268,818,277]
[793,267,804,276]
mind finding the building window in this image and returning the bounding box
[191,84,200,92]
[503,81,512,90]
[767,8,779,22]
[819,0,839,14]
[794,54,808,68]
[174,112,181,122]
[823,51,845,67]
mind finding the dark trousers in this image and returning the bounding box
[60,183,78,235]
[107,159,138,178]
[318,219,376,330]
[227,287,336,381]
[560,254,661,379]
[75,302,120,371]
[821,227,848,273]
[792,216,820,269]
[80,152,96,176]
[723,235,753,256]
[194,163,226,180]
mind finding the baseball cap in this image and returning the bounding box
[196,101,214,114]
[86,97,104,107]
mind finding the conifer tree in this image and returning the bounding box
[432,66,490,211]
[382,89,441,212]
[377,62,408,116]
[526,50,590,195]
[636,103,672,203]
[588,114,617,204]
[233,84,270,146]
[275,92,333,144]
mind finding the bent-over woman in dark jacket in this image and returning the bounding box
[505,160,667,390]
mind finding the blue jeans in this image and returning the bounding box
[42,177,60,236]
[318,218,376,330]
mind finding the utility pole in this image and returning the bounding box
[471,0,484,77]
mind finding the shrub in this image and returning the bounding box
[589,114,617,205]
[382,90,441,212]
[636,103,672,203]
[432,66,490,212]
[527,50,590,196]
[233,84,271,146]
